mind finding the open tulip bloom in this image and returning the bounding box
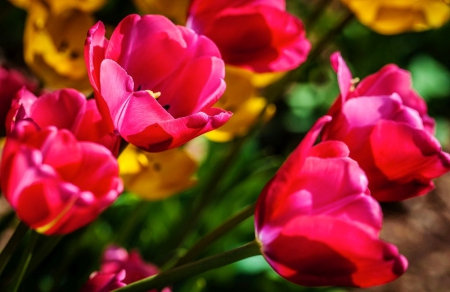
[85,14,232,152]
[1,121,122,235]
[322,52,450,201]
[255,116,407,287]
[187,0,311,73]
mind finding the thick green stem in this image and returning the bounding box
[0,221,30,276]
[168,203,256,269]
[114,241,261,292]
[6,230,38,292]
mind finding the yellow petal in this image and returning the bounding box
[206,95,276,142]
[341,0,450,34]
[10,0,105,13]
[205,66,277,142]
[118,145,198,200]
[23,2,94,91]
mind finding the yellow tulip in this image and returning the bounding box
[23,1,94,90]
[205,66,279,142]
[132,0,190,24]
[118,145,198,200]
[9,0,106,14]
[341,0,450,34]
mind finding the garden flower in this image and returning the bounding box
[7,88,120,156]
[186,0,311,73]
[118,145,197,200]
[0,65,37,136]
[1,121,122,235]
[205,66,276,142]
[23,1,94,90]
[85,14,231,152]
[322,52,450,201]
[82,245,171,292]
[255,116,407,288]
[340,0,450,34]
[132,0,190,24]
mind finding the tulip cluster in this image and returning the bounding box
[0,0,449,291]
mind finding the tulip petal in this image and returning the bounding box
[261,216,407,288]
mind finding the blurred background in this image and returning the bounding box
[0,0,450,291]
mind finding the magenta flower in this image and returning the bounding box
[187,0,311,72]
[84,14,231,152]
[0,65,37,136]
[7,88,120,156]
[255,116,407,288]
[82,245,171,292]
[323,52,450,201]
[1,121,122,235]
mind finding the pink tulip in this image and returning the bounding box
[1,121,123,235]
[82,245,171,292]
[323,52,450,201]
[7,88,121,156]
[187,0,311,73]
[255,116,407,288]
[0,65,37,136]
[84,14,231,152]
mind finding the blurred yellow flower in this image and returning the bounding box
[341,0,450,34]
[133,0,190,24]
[9,0,106,14]
[205,66,279,142]
[23,1,94,90]
[118,145,198,200]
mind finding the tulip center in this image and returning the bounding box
[350,77,360,92]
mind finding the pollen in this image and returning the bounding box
[350,77,360,92]
[146,90,161,99]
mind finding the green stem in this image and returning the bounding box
[7,230,38,292]
[163,136,248,255]
[114,201,152,246]
[113,241,261,292]
[168,203,256,269]
[26,235,63,277]
[0,221,30,276]
[305,0,333,29]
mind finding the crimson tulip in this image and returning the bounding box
[1,121,122,234]
[82,245,170,292]
[7,88,120,156]
[255,116,407,287]
[85,14,231,152]
[187,0,311,73]
[323,52,450,201]
[0,65,37,136]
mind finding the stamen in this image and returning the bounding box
[146,90,161,99]
[350,77,360,92]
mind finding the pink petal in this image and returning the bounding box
[125,108,232,152]
[28,89,86,131]
[330,52,352,101]
[105,14,189,89]
[369,120,450,200]
[261,216,407,288]
[84,21,109,92]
